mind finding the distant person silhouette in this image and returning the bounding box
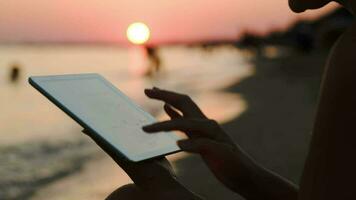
[144,46,161,77]
[9,63,21,83]
[83,0,356,199]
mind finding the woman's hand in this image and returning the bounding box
[143,87,253,191]
[82,128,202,200]
[82,87,298,200]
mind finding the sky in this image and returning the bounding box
[0,0,338,44]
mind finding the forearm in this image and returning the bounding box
[224,148,298,200]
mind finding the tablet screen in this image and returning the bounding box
[30,74,181,161]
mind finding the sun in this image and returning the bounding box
[126,22,151,45]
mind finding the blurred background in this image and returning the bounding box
[0,1,353,199]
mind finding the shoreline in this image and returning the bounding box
[1,47,328,200]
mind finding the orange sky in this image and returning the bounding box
[0,0,339,44]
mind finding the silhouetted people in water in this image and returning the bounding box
[144,46,161,77]
[9,63,21,83]
[82,0,356,199]
[240,31,264,56]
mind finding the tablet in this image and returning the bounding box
[29,73,181,162]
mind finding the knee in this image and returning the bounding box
[105,184,145,200]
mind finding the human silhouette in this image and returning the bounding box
[9,62,21,83]
[83,0,356,199]
[144,46,161,77]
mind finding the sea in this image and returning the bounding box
[0,44,254,145]
[0,44,254,200]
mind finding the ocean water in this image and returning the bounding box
[0,44,254,200]
[0,44,253,145]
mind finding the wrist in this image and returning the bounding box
[220,146,260,192]
[144,176,203,200]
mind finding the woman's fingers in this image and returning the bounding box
[82,129,176,182]
[143,118,219,139]
[164,103,182,119]
[82,129,90,136]
[144,87,206,118]
[177,138,220,153]
[177,138,241,170]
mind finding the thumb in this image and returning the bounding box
[177,138,221,154]
[82,129,91,136]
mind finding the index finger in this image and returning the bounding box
[142,118,217,138]
[144,88,206,118]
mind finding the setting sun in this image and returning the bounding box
[126,22,151,45]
